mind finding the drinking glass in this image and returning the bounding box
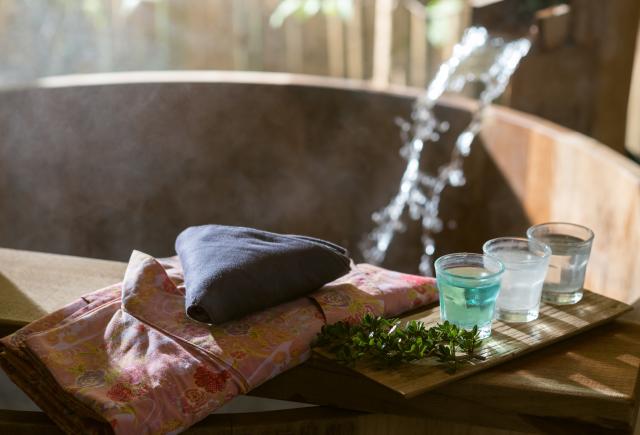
[483,237,550,322]
[435,253,504,339]
[526,222,594,305]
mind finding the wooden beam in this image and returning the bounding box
[231,0,250,71]
[626,17,640,160]
[346,0,364,79]
[372,0,393,86]
[284,16,303,73]
[474,0,640,154]
[409,10,426,87]
[326,14,345,77]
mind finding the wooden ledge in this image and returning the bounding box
[0,248,126,334]
[252,320,640,432]
[0,248,638,433]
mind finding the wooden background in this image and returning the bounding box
[0,0,470,88]
[1,0,638,157]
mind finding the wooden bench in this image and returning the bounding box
[1,248,638,434]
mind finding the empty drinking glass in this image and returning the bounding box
[483,237,550,322]
[527,222,594,305]
[435,253,504,339]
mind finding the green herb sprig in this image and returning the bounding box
[313,314,483,373]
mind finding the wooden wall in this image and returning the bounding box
[0,0,470,88]
[627,15,640,160]
[2,1,637,156]
[474,0,640,154]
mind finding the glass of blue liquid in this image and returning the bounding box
[435,253,505,339]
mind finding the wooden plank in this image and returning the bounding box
[0,406,543,435]
[361,0,376,80]
[0,248,126,328]
[260,0,287,72]
[175,0,235,70]
[445,320,640,427]
[626,16,640,160]
[254,320,640,432]
[372,0,393,86]
[326,14,345,77]
[284,15,304,74]
[390,1,409,85]
[346,0,364,79]
[301,14,329,76]
[409,7,427,87]
[231,0,250,71]
[152,0,172,70]
[315,290,631,399]
[245,0,264,71]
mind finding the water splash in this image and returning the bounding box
[360,27,531,276]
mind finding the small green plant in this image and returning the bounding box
[314,314,483,373]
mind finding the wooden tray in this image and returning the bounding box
[314,289,631,399]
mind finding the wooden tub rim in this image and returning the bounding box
[5,69,636,180]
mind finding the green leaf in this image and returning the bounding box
[313,315,481,373]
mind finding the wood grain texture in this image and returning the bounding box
[0,248,126,329]
[474,0,640,154]
[0,407,538,435]
[627,16,640,159]
[255,320,640,432]
[1,248,638,433]
[346,0,364,80]
[315,290,631,399]
[481,104,640,305]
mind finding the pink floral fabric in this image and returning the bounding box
[311,263,439,324]
[0,251,438,435]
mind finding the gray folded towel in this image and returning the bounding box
[175,225,351,324]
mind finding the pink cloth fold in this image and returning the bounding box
[1,250,438,434]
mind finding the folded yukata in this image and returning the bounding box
[176,225,351,324]
[0,251,438,434]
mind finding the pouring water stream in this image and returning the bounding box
[360,27,532,276]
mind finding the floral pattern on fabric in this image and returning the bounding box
[1,250,438,435]
[311,263,438,323]
[22,303,243,434]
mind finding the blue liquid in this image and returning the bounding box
[438,267,501,336]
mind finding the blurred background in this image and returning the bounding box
[2,0,471,87]
[1,0,638,158]
[1,1,640,426]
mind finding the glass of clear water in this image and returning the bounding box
[483,237,550,322]
[526,222,594,305]
[435,253,504,339]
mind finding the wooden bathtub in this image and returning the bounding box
[0,71,638,306]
